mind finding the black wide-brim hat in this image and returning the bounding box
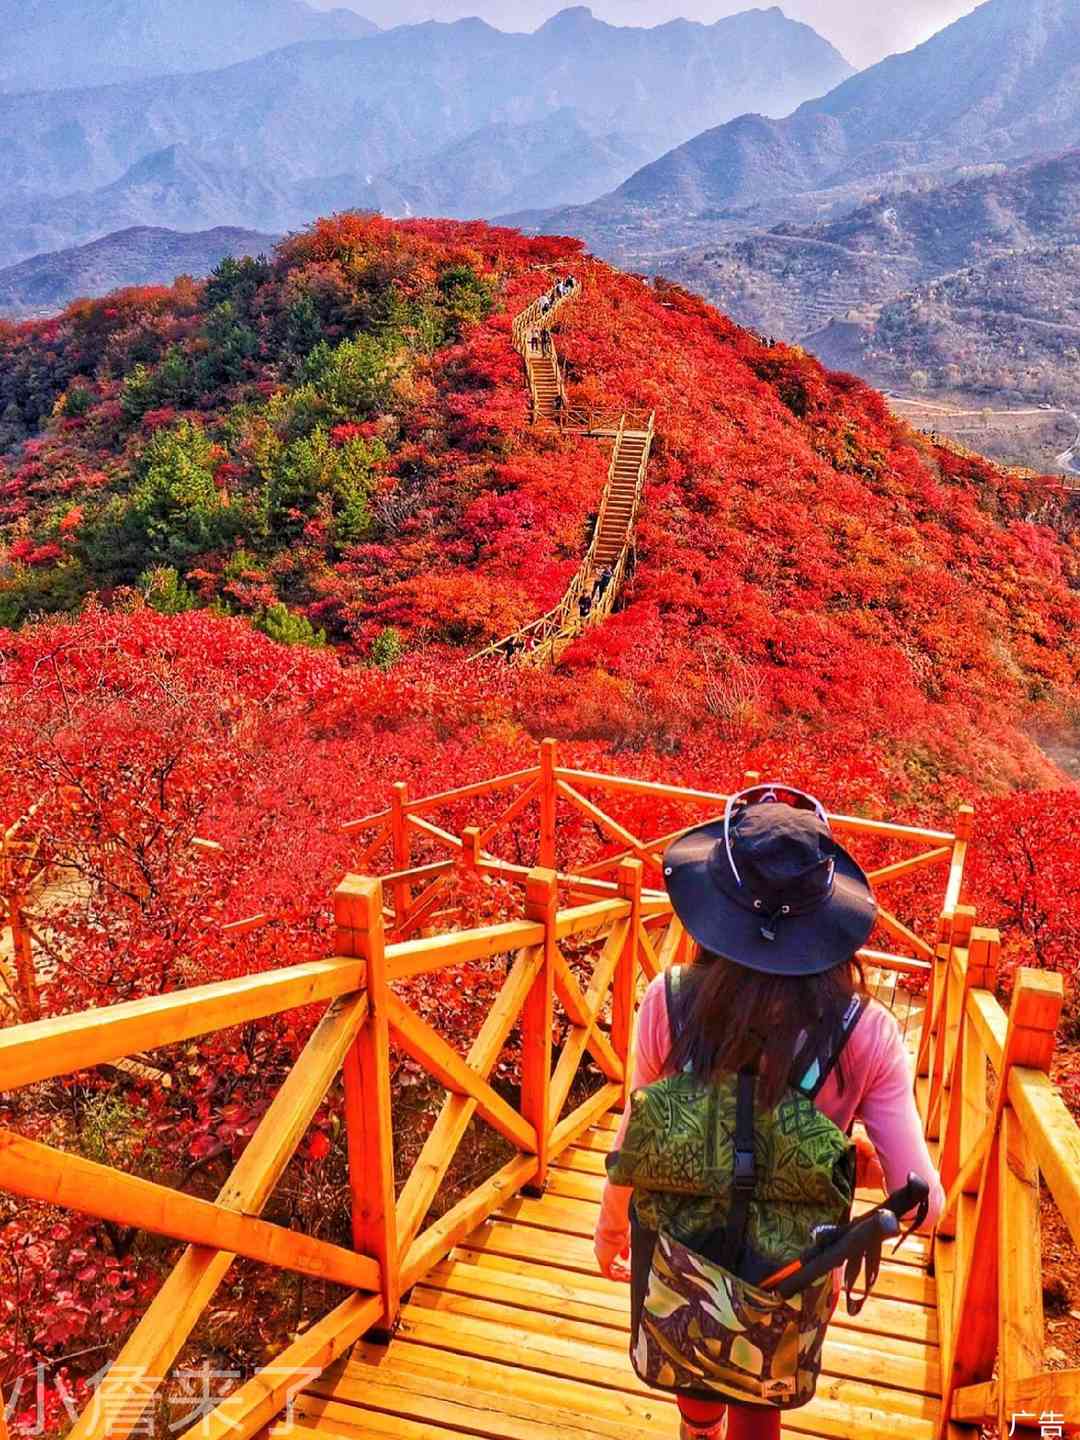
[663,804,878,977]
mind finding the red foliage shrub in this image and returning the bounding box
[968,788,1080,1032]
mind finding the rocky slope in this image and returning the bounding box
[662,150,1080,338]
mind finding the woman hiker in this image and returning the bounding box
[594,785,944,1440]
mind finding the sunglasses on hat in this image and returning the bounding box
[723,783,832,892]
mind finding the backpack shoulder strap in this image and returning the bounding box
[664,964,689,1039]
[719,1069,757,1271]
[791,993,869,1101]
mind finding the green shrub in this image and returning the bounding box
[284,292,324,361]
[120,347,195,420]
[63,382,95,418]
[0,559,89,627]
[437,262,495,334]
[301,334,397,422]
[80,421,249,581]
[139,566,197,615]
[195,302,260,390]
[371,626,403,669]
[268,426,384,541]
[254,602,326,648]
[204,255,272,314]
[120,363,156,422]
[223,548,263,580]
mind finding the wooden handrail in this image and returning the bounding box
[344,759,958,848]
[561,405,654,434]
[0,833,654,1440]
[920,908,1079,1435]
[511,277,579,355]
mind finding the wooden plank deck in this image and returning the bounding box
[285,1102,942,1440]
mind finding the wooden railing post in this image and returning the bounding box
[926,904,975,1140]
[462,825,482,870]
[940,968,1064,1437]
[921,805,973,1083]
[916,944,943,1084]
[613,859,643,1104]
[997,970,1062,1436]
[522,867,557,1193]
[336,874,399,1332]
[998,1107,1044,1436]
[539,739,558,870]
[390,782,411,929]
[938,926,998,1233]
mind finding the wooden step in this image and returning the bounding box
[405,1284,943,1402]
[301,1297,940,1440]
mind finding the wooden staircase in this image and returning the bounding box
[472,278,657,668]
[288,1109,946,1440]
[525,344,565,424]
[592,423,650,567]
[471,410,654,669]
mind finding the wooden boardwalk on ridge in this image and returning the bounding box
[285,1109,942,1440]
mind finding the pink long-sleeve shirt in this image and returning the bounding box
[594,973,945,1269]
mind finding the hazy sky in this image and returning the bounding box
[318,1,985,68]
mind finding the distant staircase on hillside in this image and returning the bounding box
[512,277,575,424]
[592,420,650,568]
[473,276,657,668]
[524,341,565,424]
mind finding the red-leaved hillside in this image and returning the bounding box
[2,214,1077,792]
[2,215,1080,1414]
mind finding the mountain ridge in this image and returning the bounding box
[664,148,1080,338]
[0,7,854,209]
[0,0,378,94]
[520,0,1080,246]
[0,225,279,316]
[0,146,312,272]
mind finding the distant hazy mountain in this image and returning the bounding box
[525,0,1080,243]
[381,110,651,219]
[664,149,1080,339]
[0,0,377,93]
[0,8,853,205]
[0,226,279,316]
[0,147,311,271]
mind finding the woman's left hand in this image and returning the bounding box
[595,1238,632,1283]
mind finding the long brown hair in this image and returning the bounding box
[667,947,868,1108]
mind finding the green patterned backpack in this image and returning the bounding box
[606,965,865,1409]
